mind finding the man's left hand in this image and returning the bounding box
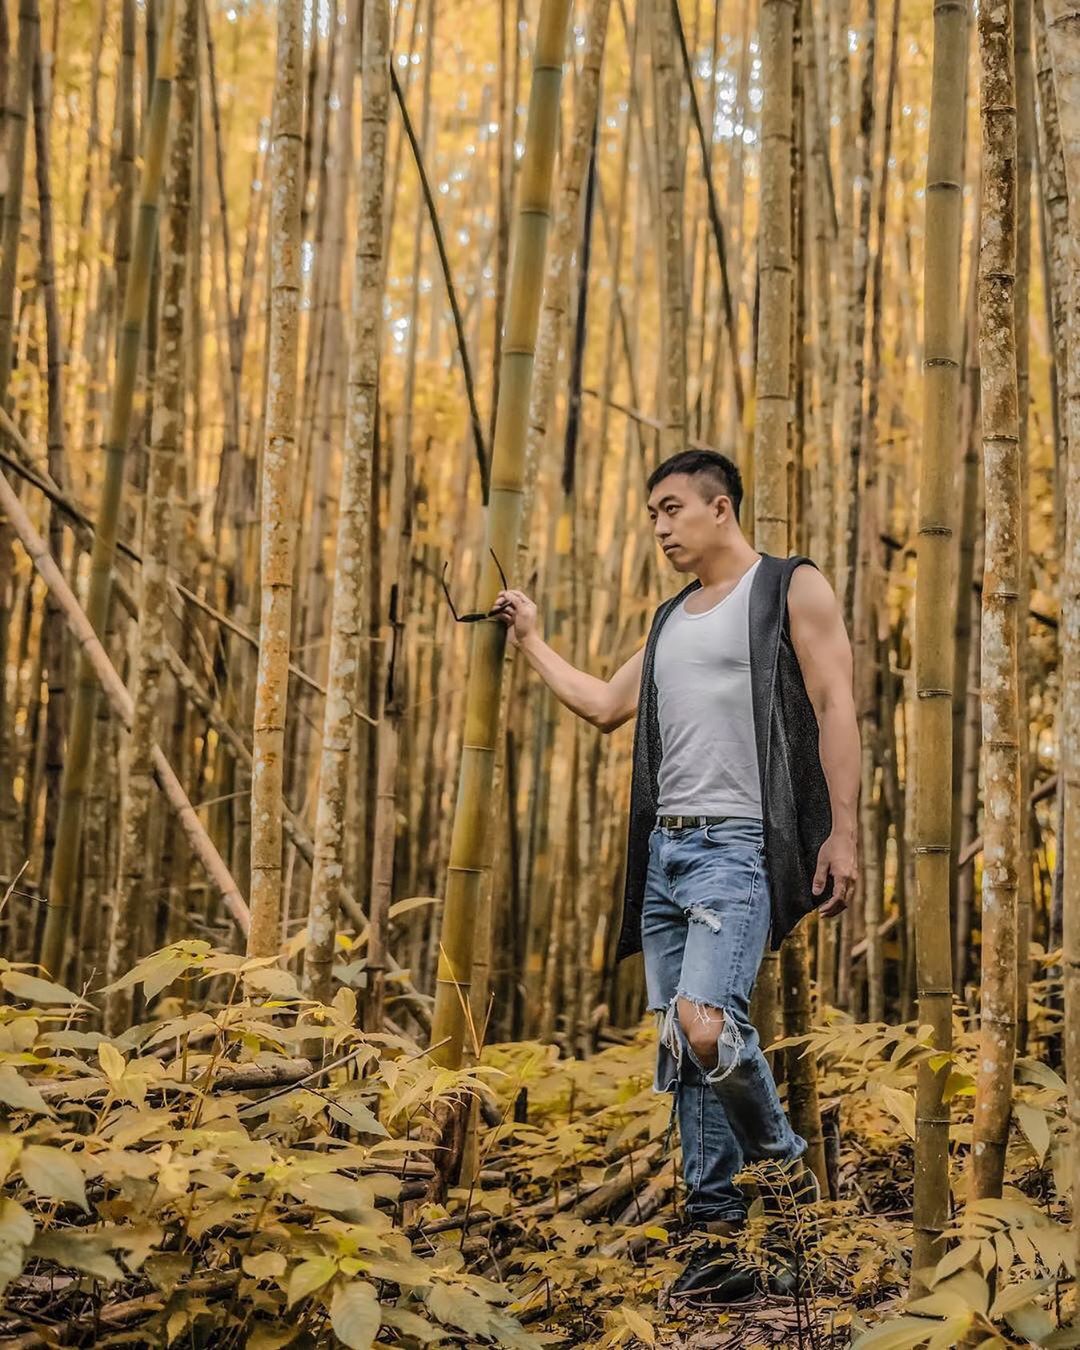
[813,832,857,917]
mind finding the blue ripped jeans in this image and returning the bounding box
[641,818,806,1227]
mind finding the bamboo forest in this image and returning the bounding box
[2,0,1080,1343]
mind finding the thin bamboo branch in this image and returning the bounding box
[390,62,489,499]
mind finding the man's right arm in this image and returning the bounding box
[518,634,643,733]
[494,587,643,733]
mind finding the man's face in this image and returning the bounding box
[646,473,730,572]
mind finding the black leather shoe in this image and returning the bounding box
[670,1239,764,1304]
[764,1251,799,1297]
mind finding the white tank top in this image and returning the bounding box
[653,558,762,818]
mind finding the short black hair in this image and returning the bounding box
[646,449,743,521]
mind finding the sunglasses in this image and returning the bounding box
[441,548,511,623]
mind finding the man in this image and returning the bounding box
[493,448,859,1301]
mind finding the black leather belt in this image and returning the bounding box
[656,814,728,828]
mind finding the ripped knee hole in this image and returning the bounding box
[654,995,745,1082]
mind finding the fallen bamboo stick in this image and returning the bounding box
[37,1056,314,1101]
[0,467,250,937]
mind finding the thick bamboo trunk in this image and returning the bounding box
[972,0,1021,1202]
[490,0,513,448]
[428,0,571,1073]
[803,0,838,593]
[1042,0,1080,1282]
[107,0,197,1030]
[838,0,875,629]
[248,0,303,958]
[952,247,980,989]
[1014,0,1035,1053]
[858,0,900,1025]
[753,0,824,1183]
[39,0,177,977]
[1034,0,1069,562]
[754,0,794,549]
[304,0,387,1001]
[912,0,965,1284]
[651,0,686,460]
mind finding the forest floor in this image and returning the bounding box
[466,1026,915,1348]
[0,949,1068,1348]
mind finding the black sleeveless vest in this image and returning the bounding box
[614,552,834,961]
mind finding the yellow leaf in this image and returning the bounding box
[931,1239,979,1285]
[1,970,88,1006]
[1013,1102,1051,1165]
[878,1085,916,1140]
[0,1136,22,1185]
[32,1231,123,1282]
[287,1256,337,1307]
[243,1250,287,1280]
[19,1144,88,1211]
[167,1308,189,1345]
[426,1282,499,1338]
[387,896,442,920]
[0,1066,51,1115]
[0,1199,33,1248]
[98,1042,126,1083]
[851,1314,939,1348]
[246,1328,298,1350]
[926,1316,977,1350]
[621,1305,656,1345]
[330,1281,381,1349]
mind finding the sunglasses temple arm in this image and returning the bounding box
[440,579,461,623]
[489,547,509,592]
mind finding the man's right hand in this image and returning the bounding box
[493,589,539,647]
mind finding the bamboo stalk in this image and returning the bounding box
[651,0,687,460]
[428,0,571,1073]
[912,0,965,1280]
[305,0,388,1002]
[838,0,876,630]
[971,0,1021,1203]
[753,0,826,1182]
[248,0,303,958]
[1041,0,1080,1283]
[670,0,744,430]
[108,0,198,1030]
[519,0,611,578]
[0,0,36,406]
[30,5,65,894]
[39,0,178,977]
[1014,0,1035,1053]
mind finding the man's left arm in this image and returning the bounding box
[787,565,861,917]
